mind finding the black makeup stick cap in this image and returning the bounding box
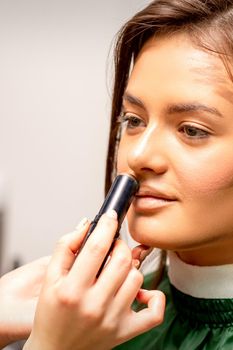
[96,173,139,227]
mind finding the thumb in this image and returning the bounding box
[124,289,165,340]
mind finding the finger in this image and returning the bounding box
[130,290,165,335]
[132,245,153,264]
[113,267,144,313]
[120,290,165,341]
[132,245,148,259]
[68,210,118,287]
[47,218,89,279]
[92,239,132,302]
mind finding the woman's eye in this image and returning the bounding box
[118,113,145,129]
[179,124,209,139]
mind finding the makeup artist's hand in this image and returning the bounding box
[0,255,50,348]
[23,211,165,350]
[132,245,154,266]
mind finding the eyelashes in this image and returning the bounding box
[178,124,210,139]
[117,112,145,129]
[117,112,211,140]
[117,112,146,132]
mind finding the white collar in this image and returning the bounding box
[168,251,233,299]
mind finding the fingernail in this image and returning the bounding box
[132,259,140,268]
[75,217,88,230]
[105,209,118,220]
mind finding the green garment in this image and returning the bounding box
[113,272,233,350]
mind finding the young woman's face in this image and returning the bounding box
[117,34,233,265]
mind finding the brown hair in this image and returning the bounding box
[104,0,233,284]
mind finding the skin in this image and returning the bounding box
[117,33,233,266]
[23,215,165,350]
[0,256,50,348]
[0,220,153,348]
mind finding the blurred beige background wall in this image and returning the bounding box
[0,0,150,273]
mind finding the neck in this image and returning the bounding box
[177,240,233,266]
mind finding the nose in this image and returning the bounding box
[127,125,169,177]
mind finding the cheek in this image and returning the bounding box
[117,141,129,173]
[176,148,233,197]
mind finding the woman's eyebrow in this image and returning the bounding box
[123,92,223,118]
[165,102,223,118]
[123,92,146,109]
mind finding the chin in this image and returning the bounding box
[127,219,198,251]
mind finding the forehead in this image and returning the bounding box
[127,34,233,105]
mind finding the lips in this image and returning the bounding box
[133,185,177,212]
